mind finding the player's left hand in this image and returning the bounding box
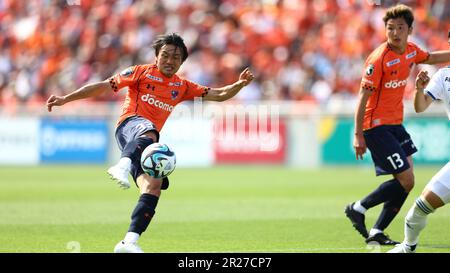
[239,67,254,86]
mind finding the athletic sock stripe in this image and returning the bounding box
[415,199,432,214]
[416,202,431,214]
[416,199,431,214]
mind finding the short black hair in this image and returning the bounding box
[383,4,414,28]
[152,33,188,62]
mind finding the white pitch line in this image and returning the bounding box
[164,247,372,253]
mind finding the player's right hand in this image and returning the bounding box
[353,134,366,160]
[415,70,430,90]
[46,95,66,112]
[416,70,430,90]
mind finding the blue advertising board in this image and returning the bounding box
[40,118,109,163]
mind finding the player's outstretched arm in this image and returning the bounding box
[421,50,450,65]
[46,80,112,112]
[413,70,433,113]
[202,67,254,102]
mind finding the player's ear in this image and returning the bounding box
[408,26,413,35]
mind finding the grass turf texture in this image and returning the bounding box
[0,165,448,253]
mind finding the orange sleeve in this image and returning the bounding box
[180,79,210,101]
[360,53,383,92]
[413,44,430,64]
[108,65,142,92]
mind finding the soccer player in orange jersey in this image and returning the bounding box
[46,33,254,253]
[345,4,450,245]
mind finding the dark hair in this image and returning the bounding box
[152,33,188,62]
[383,4,414,28]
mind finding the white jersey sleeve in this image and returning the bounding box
[424,68,450,119]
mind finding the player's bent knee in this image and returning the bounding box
[422,188,445,209]
[137,175,162,196]
[395,172,415,192]
[397,179,414,192]
[404,180,414,192]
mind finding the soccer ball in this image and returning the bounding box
[140,143,176,179]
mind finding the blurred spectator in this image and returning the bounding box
[0,0,449,107]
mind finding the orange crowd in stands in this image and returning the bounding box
[0,0,449,109]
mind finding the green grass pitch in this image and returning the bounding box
[0,165,448,253]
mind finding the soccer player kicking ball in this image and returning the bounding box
[46,33,254,253]
[388,66,450,253]
[345,4,450,245]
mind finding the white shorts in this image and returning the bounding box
[426,162,450,204]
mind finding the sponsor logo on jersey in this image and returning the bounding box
[386,58,400,67]
[384,79,407,89]
[171,90,179,100]
[145,74,163,82]
[169,82,183,87]
[366,64,375,76]
[120,67,134,77]
[445,77,450,82]
[406,51,417,59]
[141,94,174,112]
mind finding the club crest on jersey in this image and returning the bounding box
[386,58,400,67]
[171,90,179,100]
[120,67,134,77]
[366,64,375,76]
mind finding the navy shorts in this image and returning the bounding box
[115,115,168,187]
[115,115,159,152]
[363,125,417,176]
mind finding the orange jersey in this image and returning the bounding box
[360,42,429,130]
[109,64,209,131]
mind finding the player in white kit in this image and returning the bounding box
[388,60,450,253]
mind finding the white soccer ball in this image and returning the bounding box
[140,143,176,179]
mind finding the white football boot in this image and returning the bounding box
[387,243,416,253]
[114,240,144,253]
[107,163,131,189]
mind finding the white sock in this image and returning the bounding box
[369,228,383,237]
[353,201,367,214]
[118,157,132,169]
[124,232,140,244]
[404,198,434,246]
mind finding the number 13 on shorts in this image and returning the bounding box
[387,153,404,170]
